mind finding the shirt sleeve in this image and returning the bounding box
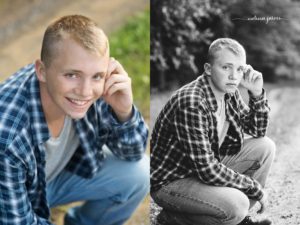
[104,104,148,161]
[238,89,270,137]
[0,150,53,225]
[174,105,263,200]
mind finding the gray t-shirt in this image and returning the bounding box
[45,116,80,182]
[215,97,229,147]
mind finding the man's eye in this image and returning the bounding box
[93,75,102,80]
[65,74,77,79]
[238,68,244,73]
[222,66,229,70]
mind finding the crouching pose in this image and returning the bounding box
[151,38,275,225]
[0,15,149,225]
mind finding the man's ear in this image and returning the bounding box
[204,63,211,76]
[35,59,47,82]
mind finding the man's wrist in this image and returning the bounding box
[114,107,133,123]
[250,89,263,98]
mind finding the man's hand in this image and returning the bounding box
[240,65,263,97]
[103,57,133,122]
[257,191,268,214]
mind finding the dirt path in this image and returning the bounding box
[261,87,300,224]
[0,0,148,79]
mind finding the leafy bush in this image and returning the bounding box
[229,0,300,81]
[110,9,150,118]
[151,0,300,89]
[151,0,236,89]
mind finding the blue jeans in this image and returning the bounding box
[47,146,150,225]
[151,137,276,225]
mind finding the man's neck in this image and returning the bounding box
[207,77,225,102]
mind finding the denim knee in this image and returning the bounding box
[131,155,150,189]
[153,187,249,225]
[121,155,150,199]
[257,137,276,160]
[221,189,249,224]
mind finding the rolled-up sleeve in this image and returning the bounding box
[238,89,270,137]
[103,104,148,161]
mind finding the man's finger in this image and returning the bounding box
[250,72,260,83]
[104,75,130,94]
[106,58,117,78]
[105,82,130,97]
[257,205,264,214]
[257,200,266,214]
[106,58,127,78]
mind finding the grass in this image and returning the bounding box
[110,10,150,225]
[110,10,150,224]
[109,8,150,118]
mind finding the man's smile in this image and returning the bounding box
[66,97,91,107]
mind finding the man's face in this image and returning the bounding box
[206,48,246,95]
[41,38,109,119]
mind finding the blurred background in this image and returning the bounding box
[151,0,300,91]
[0,0,149,224]
[150,1,300,224]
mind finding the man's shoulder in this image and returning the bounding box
[0,65,34,149]
[0,64,34,111]
[172,76,208,109]
[0,107,31,151]
[0,64,35,104]
[0,64,35,88]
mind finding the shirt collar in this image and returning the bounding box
[199,74,234,112]
[28,64,51,145]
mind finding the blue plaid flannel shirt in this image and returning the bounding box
[0,64,148,224]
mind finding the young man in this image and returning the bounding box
[0,15,149,225]
[151,38,275,225]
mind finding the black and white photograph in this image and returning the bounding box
[150,0,300,224]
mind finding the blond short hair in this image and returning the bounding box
[208,38,246,64]
[41,15,109,67]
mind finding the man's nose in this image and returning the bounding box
[76,80,93,97]
[229,69,238,80]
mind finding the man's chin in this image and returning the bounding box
[67,111,87,120]
[226,87,237,93]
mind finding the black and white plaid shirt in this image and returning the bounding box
[151,74,270,200]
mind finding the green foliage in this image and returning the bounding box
[109,9,150,118]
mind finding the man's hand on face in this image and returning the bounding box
[240,64,264,97]
[103,57,133,122]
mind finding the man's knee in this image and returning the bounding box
[106,154,149,204]
[130,155,150,187]
[123,154,150,195]
[184,188,249,225]
[257,136,276,160]
[221,189,249,224]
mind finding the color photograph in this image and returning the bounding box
[0,0,149,225]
